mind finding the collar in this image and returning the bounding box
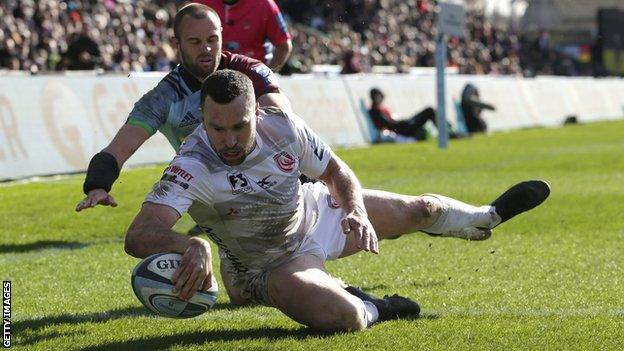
[178,54,228,93]
[178,65,203,92]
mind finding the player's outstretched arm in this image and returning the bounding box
[318,156,379,254]
[125,202,214,300]
[76,124,150,212]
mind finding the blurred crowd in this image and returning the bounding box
[280,0,595,76]
[0,0,599,76]
[0,0,179,73]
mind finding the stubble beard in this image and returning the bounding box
[219,135,256,166]
[180,50,216,81]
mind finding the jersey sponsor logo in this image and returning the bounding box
[256,175,278,189]
[152,181,173,197]
[201,226,248,273]
[306,130,325,161]
[160,174,189,189]
[227,171,253,194]
[227,207,240,216]
[164,165,194,182]
[275,12,288,34]
[252,64,278,86]
[273,151,296,172]
[179,111,198,129]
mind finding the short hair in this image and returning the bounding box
[370,87,384,100]
[200,69,254,107]
[173,3,220,39]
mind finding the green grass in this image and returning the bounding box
[2,120,624,350]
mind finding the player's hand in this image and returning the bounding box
[172,237,213,301]
[341,207,379,254]
[75,189,118,212]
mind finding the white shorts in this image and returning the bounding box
[234,182,347,304]
[296,182,348,261]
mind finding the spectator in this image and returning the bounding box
[341,49,362,74]
[460,84,495,134]
[0,0,177,72]
[0,0,609,77]
[64,23,101,70]
[368,87,462,143]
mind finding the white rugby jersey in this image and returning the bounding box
[145,107,333,274]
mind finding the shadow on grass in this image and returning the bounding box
[81,327,329,351]
[17,304,425,349]
[15,303,241,335]
[14,306,152,334]
[17,305,332,349]
[0,240,89,254]
[81,316,430,351]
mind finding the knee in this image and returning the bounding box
[227,290,251,306]
[409,196,442,227]
[330,300,367,332]
[292,291,368,332]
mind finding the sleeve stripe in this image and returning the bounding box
[127,117,157,136]
[176,76,191,96]
[163,76,185,100]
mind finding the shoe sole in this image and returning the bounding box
[491,180,551,226]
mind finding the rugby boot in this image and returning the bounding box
[345,286,420,321]
[489,180,551,227]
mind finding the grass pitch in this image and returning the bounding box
[2,120,624,350]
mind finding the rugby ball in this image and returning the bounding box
[131,252,218,318]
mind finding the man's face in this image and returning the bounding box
[203,94,259,166]
[175,15,222,80]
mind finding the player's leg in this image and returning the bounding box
[220,263,253,306]
[367,180,550,239]
[363,189,497,238]
[265,254,370,331]
[266,255,420,331]
[340,180,550,257]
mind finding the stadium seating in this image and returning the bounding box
[0,0,617,76]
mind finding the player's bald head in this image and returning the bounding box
[173,3,221,39]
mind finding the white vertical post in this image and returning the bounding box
[436,1,465,149]
[435,34,448,149]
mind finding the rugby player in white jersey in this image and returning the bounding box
[75,3,291,213]
[124,70,550,331]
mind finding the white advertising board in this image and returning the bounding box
[1,73,623,180]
